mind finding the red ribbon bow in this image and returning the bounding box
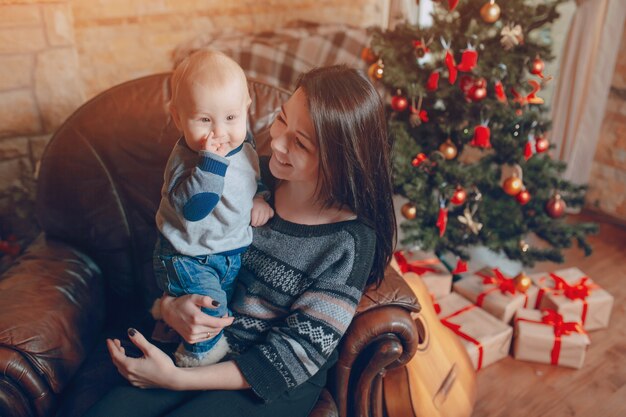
[542,273,596,324]
[549,273,593,301]
[393,251,439,275]
[478,268,517,295]
[517,309,586,365]
[475,268,528,307]
[541,309,585,338]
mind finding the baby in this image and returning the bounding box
[152,49,273,367]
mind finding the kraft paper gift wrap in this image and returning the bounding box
[452,268,539,323]
[513,308,590,369]
[393,250,453,299]
[437,292,513,370]
[529,267,614,331]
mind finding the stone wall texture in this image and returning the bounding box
[0,0,387,225]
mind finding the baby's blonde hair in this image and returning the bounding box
[170,49,249,108]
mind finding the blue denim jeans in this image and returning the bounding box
[153,235,240,354]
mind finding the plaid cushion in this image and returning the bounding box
[173,20,371,91]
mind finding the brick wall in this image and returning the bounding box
[0,0,387,228]
[586,24,626,221]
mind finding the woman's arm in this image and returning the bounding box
[107,329,249,391]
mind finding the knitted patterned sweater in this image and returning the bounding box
[226,214,376,402]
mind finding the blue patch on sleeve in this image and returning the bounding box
[183,192,220,221]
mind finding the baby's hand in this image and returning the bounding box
[201,132,220,154]
[251,197,274,227]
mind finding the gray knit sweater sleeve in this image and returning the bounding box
[165,142,229,222]
[227,217,376,402]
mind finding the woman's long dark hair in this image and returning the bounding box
[297,65,396,287]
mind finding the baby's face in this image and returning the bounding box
[173,75,250,154]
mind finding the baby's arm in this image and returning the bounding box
[166,142,229,222]
[251,196,274,227]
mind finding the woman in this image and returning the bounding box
[85,65,396,417]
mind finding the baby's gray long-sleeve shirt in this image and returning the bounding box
[156,135,264,256]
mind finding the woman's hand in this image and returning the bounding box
[107,329,180,389]
[160,294,234,344]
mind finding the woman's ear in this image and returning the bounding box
[169,103,183,131]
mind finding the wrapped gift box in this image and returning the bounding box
[393,250,453,299]
[513,308,590,369]
[529,267,613,330]
[453,268,539,323]
[437,292,513,370]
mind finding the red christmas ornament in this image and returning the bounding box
[360,47,377,64]
[511,79,545,106]
[451,186,467,205]
[436,206,448,237]
[516,189,531,205]
[470,85,487,101]
[457,48,478,72]
[535,136,549,153]
[524,139,534,160]
[391,90,409,112]
[426,71,440,91]
[546,194,567,218]
[412,153,428,167]
[470,124,492,148]
[494,80,507,103]
[530,56,545,78]
[445,50,458,84]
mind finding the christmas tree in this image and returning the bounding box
[366,0,598,266]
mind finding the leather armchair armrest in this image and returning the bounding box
[331,266,420,417]
[0,236,104,417]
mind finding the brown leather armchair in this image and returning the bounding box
[0,73,420,417]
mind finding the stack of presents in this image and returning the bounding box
[392,250,614,370]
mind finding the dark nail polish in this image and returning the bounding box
[128,328,137,336]
[211,300,220,307]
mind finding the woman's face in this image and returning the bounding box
[268,88,320,185]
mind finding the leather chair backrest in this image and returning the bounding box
[35,73,290,312]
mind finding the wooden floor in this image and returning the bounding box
[473,211,626,417]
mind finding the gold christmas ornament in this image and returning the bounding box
[503,176,523,196]
[439,139,458,160]
[519,240,530,252]
[368,60,384,81]
[480,0,501,24]
[401,202,417,220]
[514,272,532,293]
